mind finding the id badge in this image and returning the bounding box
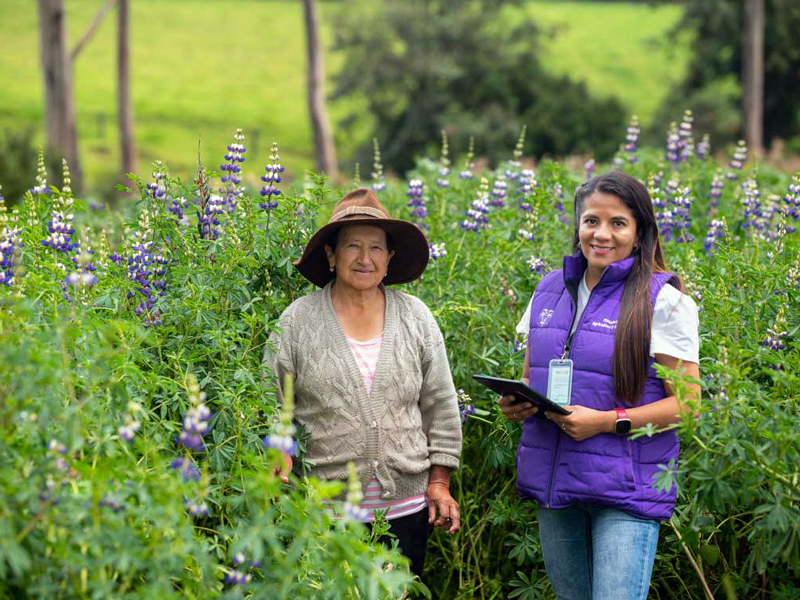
[547,359,573,406]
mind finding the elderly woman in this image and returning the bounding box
[265,188,463,577]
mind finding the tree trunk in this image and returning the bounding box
[743,0,764,156]
[117,0,136,178]
[302,0,338,180]
[37,0,82,190]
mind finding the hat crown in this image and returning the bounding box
[329,189,391,223]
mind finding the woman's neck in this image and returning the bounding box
[330,282,386,341]
[584,267,603,291]
[330,281,384,310]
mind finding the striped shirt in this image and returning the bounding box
[346,335,428,522]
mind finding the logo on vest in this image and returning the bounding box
[538,309,554,327]
[590,318,617,331]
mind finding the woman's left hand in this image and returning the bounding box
[426,482,460,535]
[545,405,612,442]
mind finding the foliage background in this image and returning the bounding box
[2,116,800,598]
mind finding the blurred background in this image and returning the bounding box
[1,0,798,202]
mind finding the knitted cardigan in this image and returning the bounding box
[264,282,462,500]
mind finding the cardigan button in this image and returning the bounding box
[382,492,390,499]
[370,421,377,428]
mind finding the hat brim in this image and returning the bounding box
[294,217,429,287]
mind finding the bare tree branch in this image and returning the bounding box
[70,0,117,62]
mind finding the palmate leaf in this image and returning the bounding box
[508,569,547,600]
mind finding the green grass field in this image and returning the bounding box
[0,0,689,193]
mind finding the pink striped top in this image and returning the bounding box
[345,335,428,522]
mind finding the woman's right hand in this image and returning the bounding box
[498,395,538,423]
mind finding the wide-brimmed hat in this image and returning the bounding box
[294,188,429,287]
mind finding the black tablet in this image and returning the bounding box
[472,374,571,416]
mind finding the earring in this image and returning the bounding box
[329,265,335,272]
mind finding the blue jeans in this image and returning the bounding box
[537,504,659,600]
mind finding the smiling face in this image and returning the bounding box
[578,191,639,284]
[325,224,394,292]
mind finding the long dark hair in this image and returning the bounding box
[573,171,681,405]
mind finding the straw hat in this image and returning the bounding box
[294,188,429,287]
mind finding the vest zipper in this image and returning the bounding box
[545,268,608,508]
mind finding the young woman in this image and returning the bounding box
[499,171,700,599]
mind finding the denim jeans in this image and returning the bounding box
[537,504,660,600]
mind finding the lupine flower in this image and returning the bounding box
[490,175,508,207]
[259,142,284,210]
[514,337,528,353]
[352,163,361,187]
[220,128,246,212]
[670,187,694,243]
[41,205,77,254]
[198,194,226,240]
[584,159,596,180]
[264,373,298,457]
[31,150,50,195]
[460,178,490,232]
[437,130,451,188]
[179,376,211,452]
[371,138,386,192]
[65,246,99,291]
[232,552,246,567]
[47,440,68,455]
[624,116,640,156]
[90,201,106,211]
[342,461,370,520]
[168,196,190,227]
[407,179,428,222]
[704,219,726,254]
[529,256,547,274]
[185,498,210,517]
[740,178,764,235]
[459,137,475,180]
[118,419,141,442]
[429,242,447,260]
[677,110,695,162]
[788,254,800,290]
[98,493,125,513]
[763,308,788,351]
[518,229,534,241]
[456,389,475,425]
[727,140,748,179]
[224,570,253,585]
[517,169,537,207]
[0,202,23,287]
[782,173,800,224]
[505,126,527,180]
[696,134,711,161]
[665,121,680,164]
[648,174,666,210]
[170,456,201,481]
[708,171,724,207]
[552,183,568,222]
[146,167,167,200]
[127,214,168,325]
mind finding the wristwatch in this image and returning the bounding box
[613,407,632,435]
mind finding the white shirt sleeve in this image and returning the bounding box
[516,292,535,336]
[649,283,700,363]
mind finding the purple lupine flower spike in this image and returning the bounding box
[220,129,246,212]
[259,142,284,210]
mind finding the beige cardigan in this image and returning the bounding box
[264,282,462,500]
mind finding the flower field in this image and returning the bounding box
[1,113,800,599]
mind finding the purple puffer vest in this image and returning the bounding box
[516,252,680,521]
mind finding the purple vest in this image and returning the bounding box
[517,253,680,521]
